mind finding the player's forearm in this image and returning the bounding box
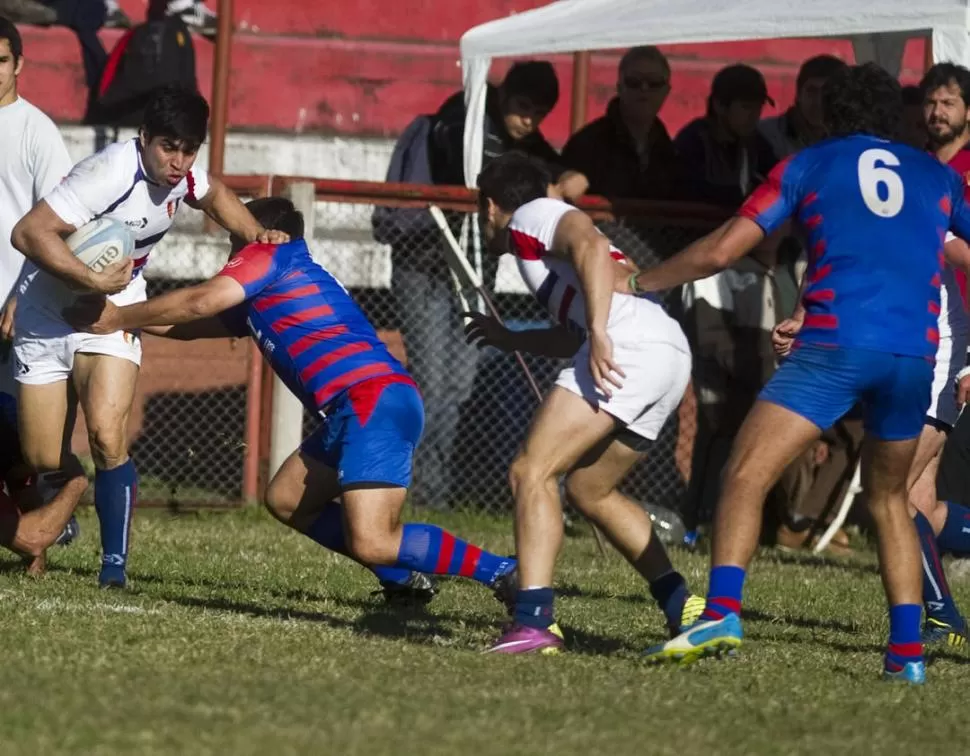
[11,225,95,290]
[634,228,731,293]
[507,326,582,359]
[572,235,614,337]
[203,182,264,242]
[115,290,217,330]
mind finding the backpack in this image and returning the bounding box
[92,16,198,126]
[371,115,438,246]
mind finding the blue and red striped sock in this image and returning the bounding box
[885,603,923,673]
[913,511,961,624]
[938,501,970,557]
[699,565,745,622]
[395,523,514,586]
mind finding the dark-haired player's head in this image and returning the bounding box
[822,63,902,141]
[920,62,970,148]
[793,55,847,131]
[0,17,24,107]
[900,85,928,149]
[498,61,559,141]
[230,197,305,254]
[138,86,210,187]
[476,152,551,254]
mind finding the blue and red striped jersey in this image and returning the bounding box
[740,134,970,359]
[218,239,410,412]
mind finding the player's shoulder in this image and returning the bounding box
[70,138,138,183]
[17,98,60,133]
[510,197,574,229]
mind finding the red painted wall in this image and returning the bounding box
[13,0,930,147]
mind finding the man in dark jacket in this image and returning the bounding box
[675,64,777,209]
[561,46,682,199]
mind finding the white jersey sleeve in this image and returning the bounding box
[27,109,72,203]
[44,142,138,229]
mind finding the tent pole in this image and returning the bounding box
[209,0,234,182]
[570,51,590,134]
[924,33,934,72]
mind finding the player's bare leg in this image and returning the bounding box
[17,380,74,473]
[907,424,948,527]
[643,401,820,664]
[509,387,620,589]
[710,402,822,569]
[266,449,516,606]
[73,353,139,588]
[865,437,922,607]
[564,434,704,632]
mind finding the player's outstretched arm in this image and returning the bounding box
[65,276,246,335]
[462,312,583,359]
[11,202,131,295]
[630,216,766,294]
[190,178,290,246]
[142,318,239,341]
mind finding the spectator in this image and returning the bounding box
[759,55,847,159]
[561,46,682,199]
[429,60,585,198]
[387,62,581,510]
[900,85,927,149]
[675,63,777,208]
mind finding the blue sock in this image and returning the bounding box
[913,511,961,624]
[395,523,515,586]
[94,459,136,569]
[305,502,411,585]
[514,587,555,629]
[937,501,970,556]
[885,603,923,672]
[649,570,688,629]
[700,565,745,621]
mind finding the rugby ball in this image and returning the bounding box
[64,217,135,273]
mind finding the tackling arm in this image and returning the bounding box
[632,216,767,293]
[463,312,583,359]
[142,317,240,341]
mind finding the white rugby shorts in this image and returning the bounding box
[13,329,142,386]
[928,331,968,428]
[555,305,692,442]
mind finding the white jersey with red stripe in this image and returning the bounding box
[507,198,684,346]
[16,138,209,337]
[939,242,970,341]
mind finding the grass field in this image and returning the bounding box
[1,508,967,756]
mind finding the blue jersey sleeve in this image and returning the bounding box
[217,243,281,299]
[737,155,798,235]
[949,171,970,243]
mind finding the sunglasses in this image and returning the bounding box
[622,75,669,92]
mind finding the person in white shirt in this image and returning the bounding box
[0,16,89,573]
[11,85,287,589]
[465,153,701,655]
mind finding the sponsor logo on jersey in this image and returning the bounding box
[125,217,149,230]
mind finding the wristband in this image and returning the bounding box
[628,272,641,295]
[957,365,970,385]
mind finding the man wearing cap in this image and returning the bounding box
[675,63,778,209]
[760,55,848,159]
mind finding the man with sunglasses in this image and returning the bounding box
[562,46,683,200]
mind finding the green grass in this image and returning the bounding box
[0,508,966,756]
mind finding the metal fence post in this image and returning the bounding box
[267,182,317,478]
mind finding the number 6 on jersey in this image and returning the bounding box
[858,148,904,218]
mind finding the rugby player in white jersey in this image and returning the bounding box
[0,16,89,573]
[466,152,701,654]
[11,86,287,588]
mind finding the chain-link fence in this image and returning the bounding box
[131,177,722,515]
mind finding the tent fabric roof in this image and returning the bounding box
[459,0,970,186]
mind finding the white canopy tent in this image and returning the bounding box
[459,0,970,187]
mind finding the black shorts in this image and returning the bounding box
[938,409,970,504]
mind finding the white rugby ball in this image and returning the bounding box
[64,217,135,273]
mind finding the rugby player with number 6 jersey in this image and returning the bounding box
[65,197,519,609]
[633,64,970,684]
[468,153,703,655]
[11,87,288,589]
